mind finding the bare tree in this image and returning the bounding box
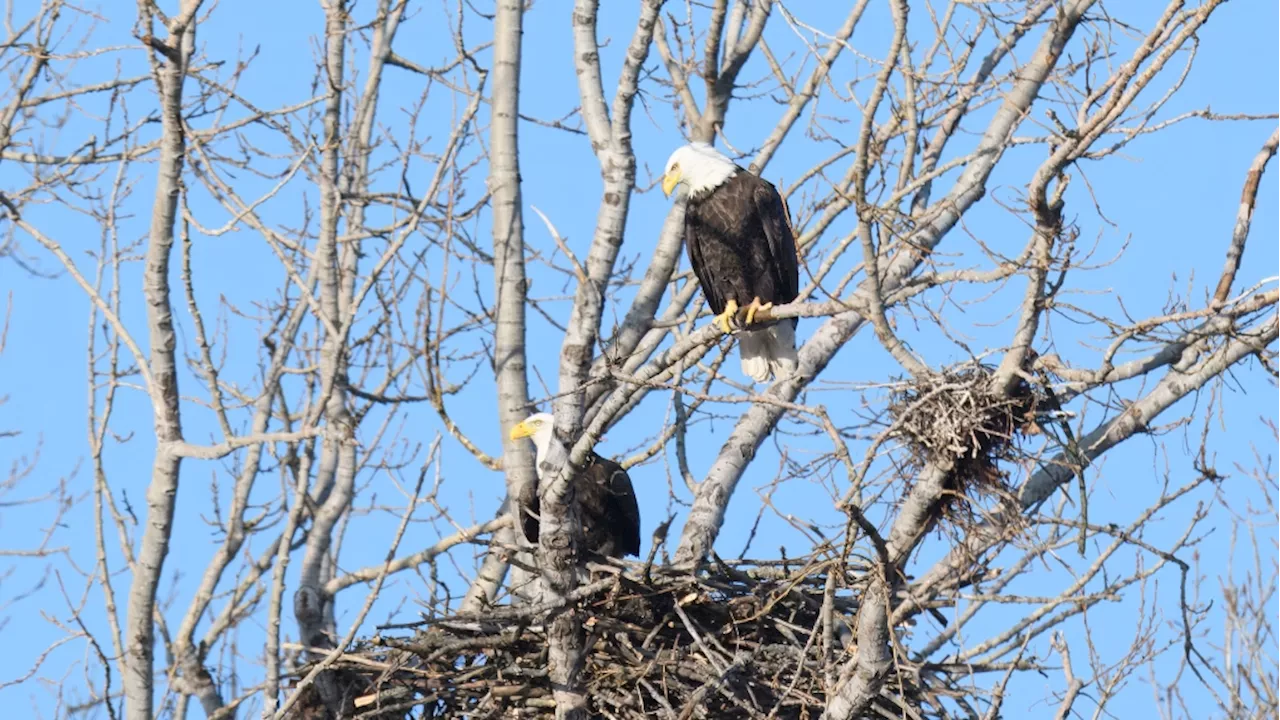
[0,0,1275,718]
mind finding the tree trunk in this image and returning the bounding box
[124,4,201,718]
[466,0,539,617]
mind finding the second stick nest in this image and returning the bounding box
[886,363,1052,515]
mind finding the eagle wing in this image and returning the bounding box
[752,182,800,308]
[684,206,727,315]
[519,483,541,545]
[588,454,642,557]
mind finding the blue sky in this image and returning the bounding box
[1,1,1276,718]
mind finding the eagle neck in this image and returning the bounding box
[689,166,740,199]
[531,428,554,471]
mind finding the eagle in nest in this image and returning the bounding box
[662,142,800,384]
[509,413,641,558]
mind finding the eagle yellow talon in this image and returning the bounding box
[715,299,740,334]
[744,298,773,325]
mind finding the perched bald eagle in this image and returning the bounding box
[662,143,800,383]
[508,413,641,558]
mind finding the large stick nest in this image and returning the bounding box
[290,559,944,719]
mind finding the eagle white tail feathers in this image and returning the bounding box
[738,322,799,384]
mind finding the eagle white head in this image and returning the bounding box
[509,412,555,466]
[662,143,739,199]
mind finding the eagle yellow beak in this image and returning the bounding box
[662,169,681,197]
[509,420,535,440]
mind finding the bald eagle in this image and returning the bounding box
[508,413,641,558]
[662,143,800,384]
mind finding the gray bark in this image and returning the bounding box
[556,0,662,437]
[290,3,360,714]
[463,0,539,617]
[123,5,201,719]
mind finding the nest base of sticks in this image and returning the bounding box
[288,558,938,719]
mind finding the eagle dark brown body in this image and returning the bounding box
[510,413,642,559]
[684,170,800,332]
[519,451,641,558]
